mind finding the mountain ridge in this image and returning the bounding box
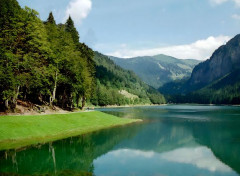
[110,54,200,89]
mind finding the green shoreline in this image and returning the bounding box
[0,111,141,151]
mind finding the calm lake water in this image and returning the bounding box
[1,105,240,176]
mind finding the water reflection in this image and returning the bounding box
[0,105,240,176]
[94,147,236,176]
[161,147,232,172]
[0,124,143,175]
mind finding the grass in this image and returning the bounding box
[0,111,141,151]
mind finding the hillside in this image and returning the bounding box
[91,52,166,106]
[160,34,240,104]
[110,55,200,89]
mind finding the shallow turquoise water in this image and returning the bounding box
[0,105,240,176]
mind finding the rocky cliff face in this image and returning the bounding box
[189,34,240,86]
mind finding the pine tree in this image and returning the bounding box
[65,16,80,44]
[45,14,61,107]
[46,12,56,25]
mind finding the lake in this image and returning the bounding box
[0,105,240,176]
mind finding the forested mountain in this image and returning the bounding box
[110,55,199,89]
[0,0,165,112]
[91,52,166,106]
[160,34,240,104]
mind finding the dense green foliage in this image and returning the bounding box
[0,0,95,111]
[111,55,199,89]
[91,52,166,106]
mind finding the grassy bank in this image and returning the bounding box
[0,111,141,151]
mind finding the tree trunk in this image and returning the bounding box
[61,89,67,108]
[38,94,43,103]
[76,94,80,108]
[81,96,86,110]
[12,86,20,109]
[70,93,73,109]
[5,99,9,109]
[50,71,58,107]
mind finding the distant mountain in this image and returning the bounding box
[91,52,165,106]
[160,34,240,104]
[110,55,200,89]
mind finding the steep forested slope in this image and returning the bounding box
[91,52,166,106]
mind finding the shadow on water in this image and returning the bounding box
[0,105,240,176]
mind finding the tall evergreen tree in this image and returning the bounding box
[45,13,62,107]
[46,12,56,25]
[65,16,80,44]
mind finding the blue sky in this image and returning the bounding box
[18,0,240,60]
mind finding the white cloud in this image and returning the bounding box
[107,36,231,60]
[232,14,240,20]
[63,0,92,25]
[161,147,232,172]
[94,148,233,174]
[210,0,240,7]
[111,149,155,158]
[210,0,229,5]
